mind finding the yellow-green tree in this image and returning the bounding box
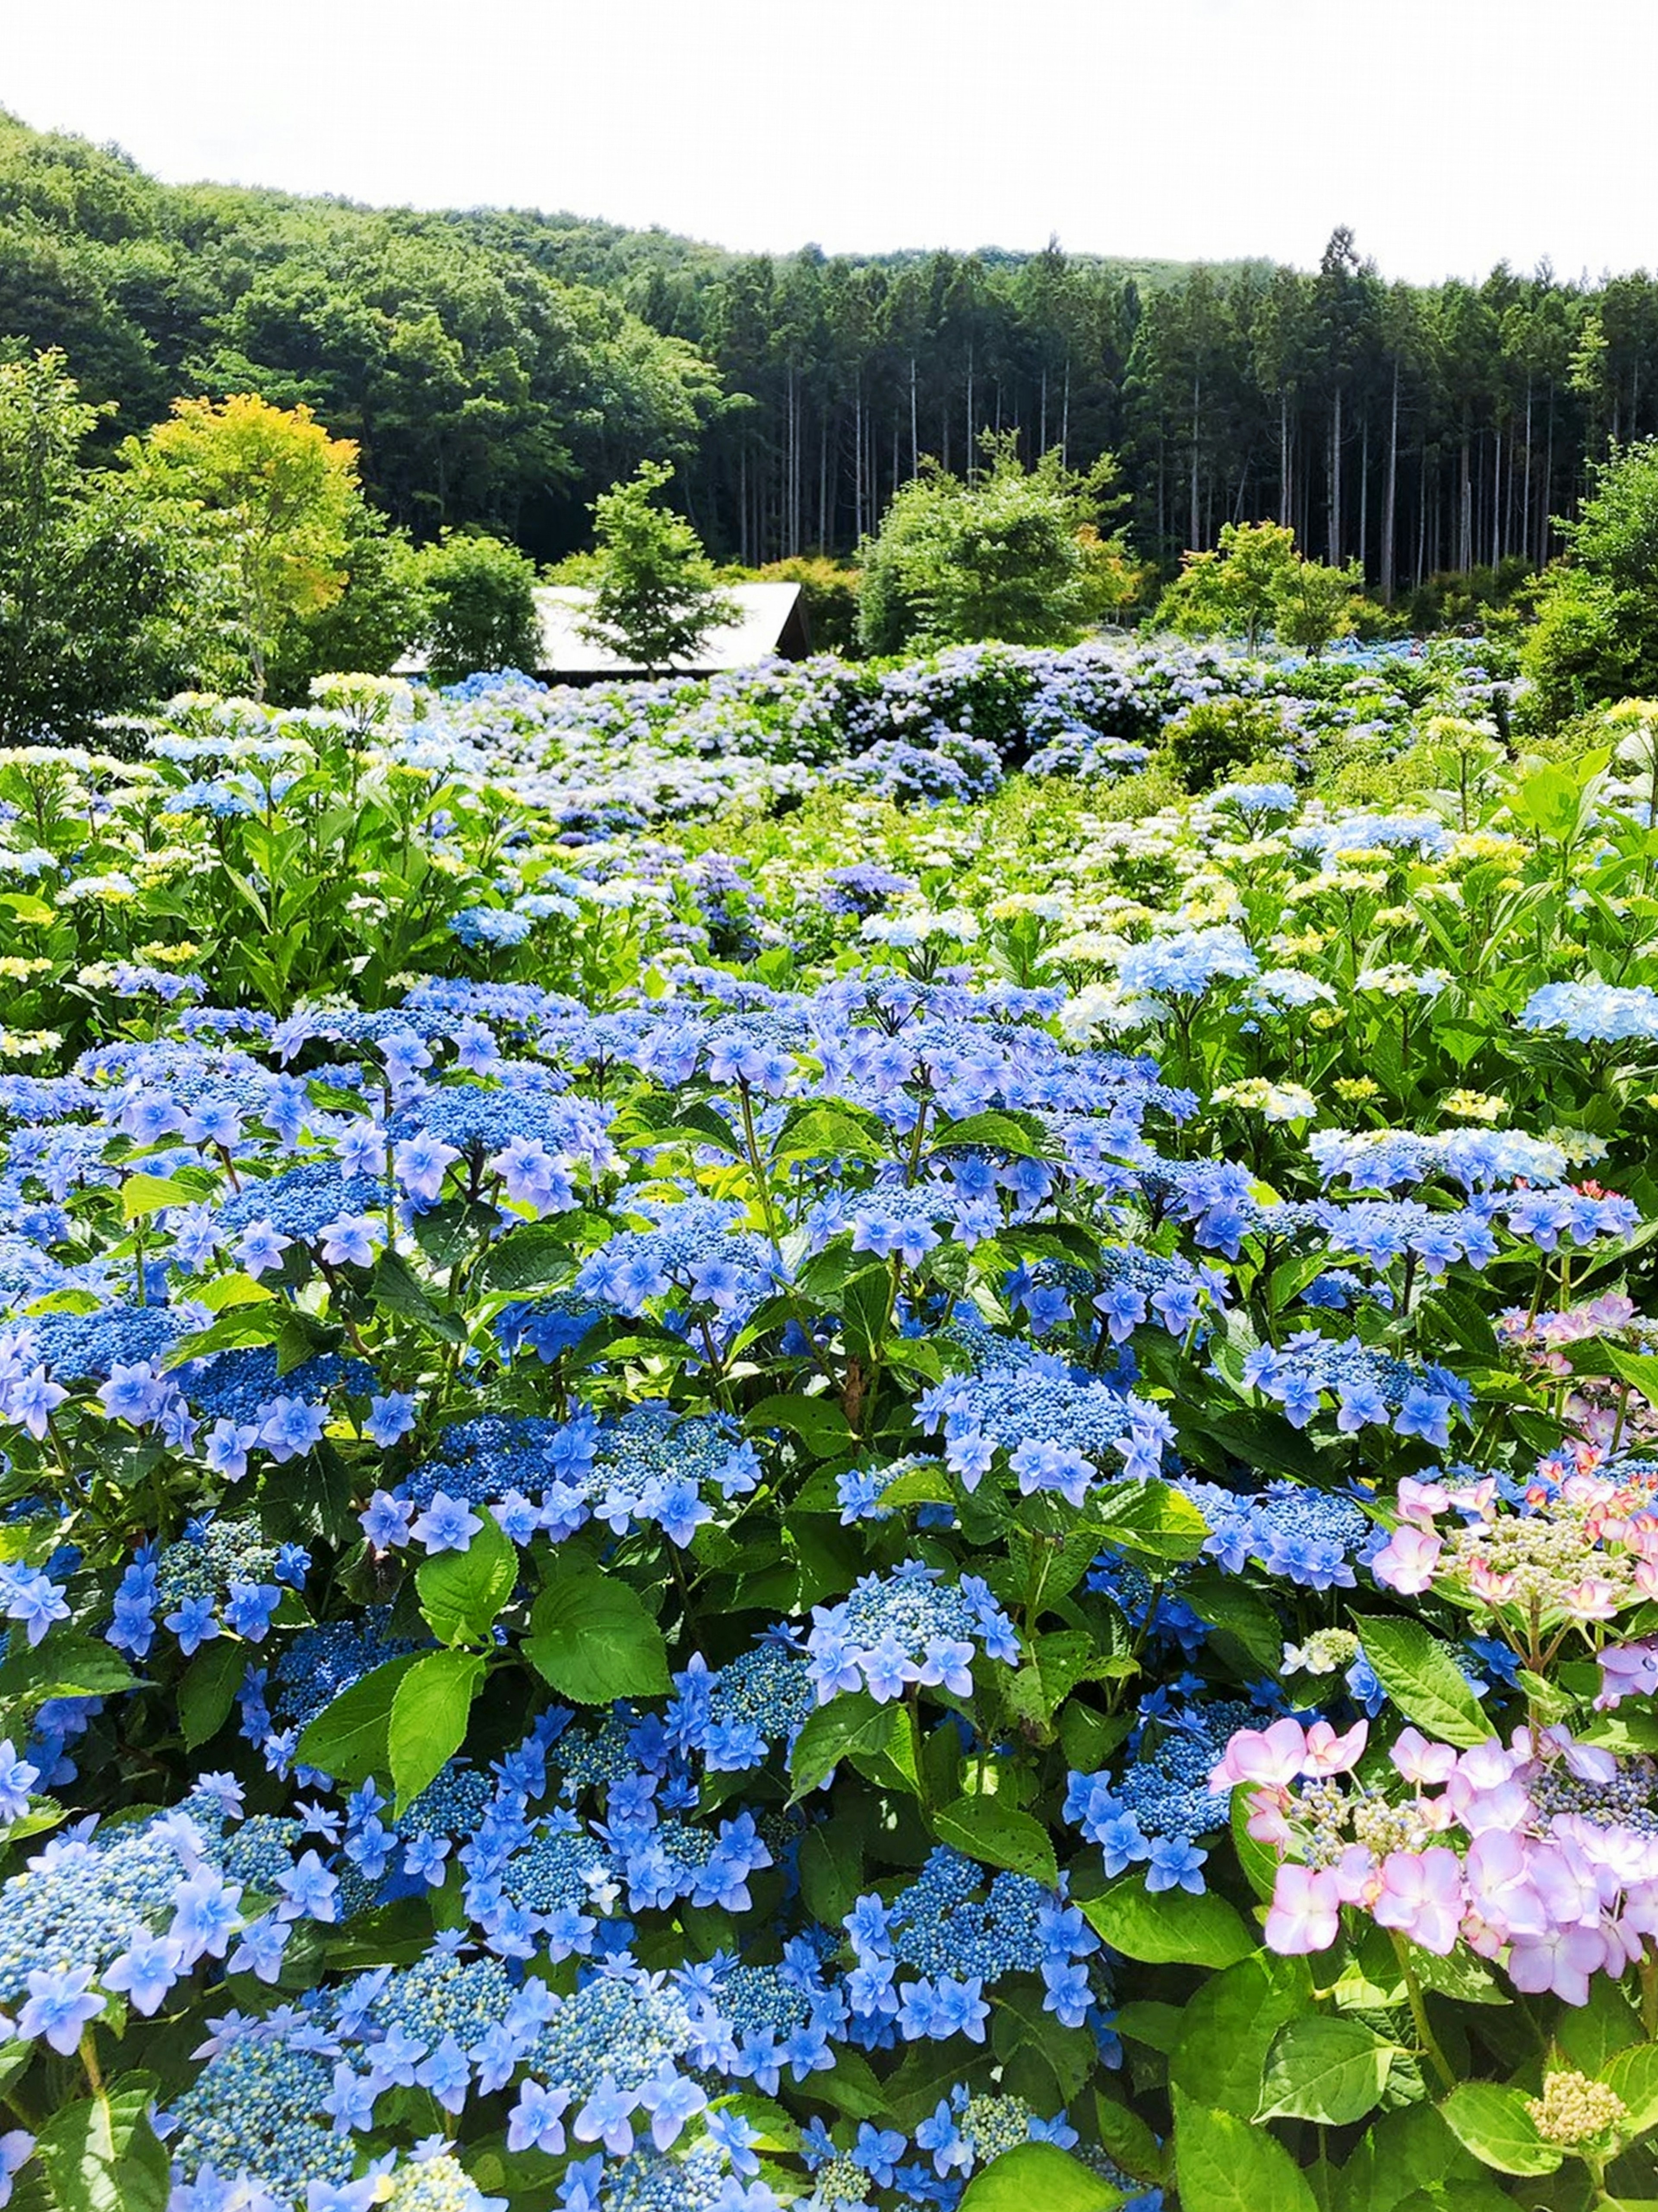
[123,395,361,697]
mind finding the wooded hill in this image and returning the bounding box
[0,108,1646,589]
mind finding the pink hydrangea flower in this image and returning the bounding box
[1300,1719,1368,1777]
[1371,1847,1464,1955]
[1264,1863,1342,1954]
[1390,1726,1458,1787]
[1371,1524,1443,1594]
[1507,1924,1608,2007]
[1209,1715,1306,1791]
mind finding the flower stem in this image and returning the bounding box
[1390,1933,1454,2091]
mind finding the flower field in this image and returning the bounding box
[5,638,1658,2212]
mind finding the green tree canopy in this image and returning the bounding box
[122,392,362,697]
[0,346,190,740]
[579,461,735,674]
[1521,439,1658,726]
[1153,519,1361,654]
[857,434,1127,655]
[414,531,541,686]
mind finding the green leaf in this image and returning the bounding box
[809,2046,889,2121]
[523,1572,669,1703]
[788,1692,896,1799]
[0,1635,138,1709]
[877,1464,958,1508]
[163,1302,291,1368]
[178,1639,246,1751]
[296,1651,425,1785]
[624,1101,742,1155]
[933,1794,1058,1888]
[1602,1342,1658,1411]
[959,2141,1125,2211]
[388,1649,486,1813]
[120,1171,203,1221]
[1333,2103,1489,2212]
[1086,1479,1210,1563]
[0,891,56,926]
[1093,2087,1170,2187]
[1171,2093,1318,2212]
[775,1104,891,1163]
[370,1248,465,1342]
[37,2084,170,2212]
[1605,2042,1658,2136]
[1186,1578,1287,1675]
[931,1109,1051,1160]
[991,1973,1098,2103]
[1169,1953,1312,2117]
[1230,1785,1279,1903]
[189,1271,275,1314]
[416,1513,518,1646]
[745,1391,854,1458]
[1059,1704,1133,1773]
[1357,1617,1491,1748]
[1437,2084,1563,2176]
[1257,2016,1397,2126]
[1082,1875,1255,1971]
[798,1822,864,1926]
[1554,1972,1642,2076]
[476,1225,574,1295]
[1112,2001,1186,2054]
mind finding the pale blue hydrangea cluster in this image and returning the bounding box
[918,1354,1173,1500]
[1178,1478,1377,1590]
[1520,978,1658,1042]
[805,1564,1019,1707]
[840,1848,1101,2043]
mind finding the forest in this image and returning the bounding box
[1,105,1652,596]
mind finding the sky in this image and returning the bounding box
[4,0,1655,285]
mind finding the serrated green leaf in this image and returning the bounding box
[523,1572,669,1703]
[1437,2083,1563,2175]
[1169,1953,1312,2116]
[388,1649,486,1813]
[933,1794,1058,1887]
[1606,2042,1658,2136]
[296,1651,425,1785]
[1358,1617,1491,1748]
[121,1171,203,1222]
[416,1512,518,1646]
[1172,2092,1318,2212]
[960,2140,1124,2210]
[178,1638,245,1751]
[788,1692,899,1799]
[1086,1479,1209,1563]
[1257,2016,1396,2125]
[37,2084,169,2212]
[1082,1875,1255,1971]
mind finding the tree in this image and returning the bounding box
[414,530,541,685]
[0,346,190,740]
[122,392,360,698]
[1520,438,1658,725]
[579,460,735,674]
[857,433,1126,655]
[1151,519,1360,652]
[265,511,427,703]
[1154,520,1300,649]
[1272,553,1363,655]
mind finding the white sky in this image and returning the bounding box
[3,0,1654,285]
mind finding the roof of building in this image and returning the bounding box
[394,580,809,681]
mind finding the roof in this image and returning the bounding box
[393,580,810,682]
[534,582,808,677]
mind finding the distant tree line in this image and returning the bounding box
[6,108,1658,596]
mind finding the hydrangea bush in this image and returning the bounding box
[0,641,1658,2209]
